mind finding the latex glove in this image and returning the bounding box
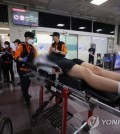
[5,51,10,54]
[22,57,28,62]
[55,49,59,53]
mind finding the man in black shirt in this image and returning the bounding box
[88,44,96,64]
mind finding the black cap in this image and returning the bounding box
[24,31,35,38]
[50,32,60,37]
[4,41,10,46]
[13,39,21,44]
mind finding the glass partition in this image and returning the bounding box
[65,34,78,59]
[78,35,92,62]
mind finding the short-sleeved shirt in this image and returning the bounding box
[49,41,67,57]
[14,43,37,71]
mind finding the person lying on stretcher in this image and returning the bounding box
[33,32,120,95]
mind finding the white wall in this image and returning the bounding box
[0,35,10,47]
[35,32,52,54]
[78,36,91,62]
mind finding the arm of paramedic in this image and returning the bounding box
[14,44,23,62]
[60,43,67,56]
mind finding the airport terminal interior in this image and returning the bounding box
[1,0,120,134]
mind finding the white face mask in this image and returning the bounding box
[4,45,8,48]
[27,39,34,45]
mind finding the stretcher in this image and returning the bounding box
[26,56,120,134]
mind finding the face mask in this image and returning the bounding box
[4,45,8,48]
[27,39,34,45]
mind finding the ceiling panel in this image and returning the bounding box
[74,1,94,12]
[86,9,110,19]
[101,0,120,8]
[32,0,51,9]
[47,0,82,13]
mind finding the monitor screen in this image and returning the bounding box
[12,8,38,27]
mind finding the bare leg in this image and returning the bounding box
[81,62,120,81]
[67,64,118,93]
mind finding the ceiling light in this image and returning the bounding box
[57,24,65,27]
[79,27,86,30]
[0,34,8,36]
[90,0,108,5]
[110,31,114,34]
[96,29,103,32]
[0,28,10,30]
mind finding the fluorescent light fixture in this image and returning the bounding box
[96,29,102,32]
[0,28,10,30]
[0,34,8,36]
[90,0,108,5]
[110,31,114,34]
[79,27,86,30]
[57,24,65,27]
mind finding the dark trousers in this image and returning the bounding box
[16,64,21,79]
[19,71,31,102]
[1,64,7,81]
[0,63,2,81]
[5,63,14,81]
[88,57,94,64]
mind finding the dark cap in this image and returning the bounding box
[24,31,35,38]
[50,32,60,37]
[4,41,10,46]
[13,39,21,44]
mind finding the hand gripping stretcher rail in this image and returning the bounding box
[26,56,120,134]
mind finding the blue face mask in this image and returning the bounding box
[27,39,34,45]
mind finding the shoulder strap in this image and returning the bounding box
[57,41,64,51]
[21,44,28,57]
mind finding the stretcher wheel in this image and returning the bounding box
[0,116,13,134]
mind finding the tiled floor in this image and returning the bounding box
[0,72,120,134]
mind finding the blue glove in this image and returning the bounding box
[5,51,10,54]
[22,57,28,62]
